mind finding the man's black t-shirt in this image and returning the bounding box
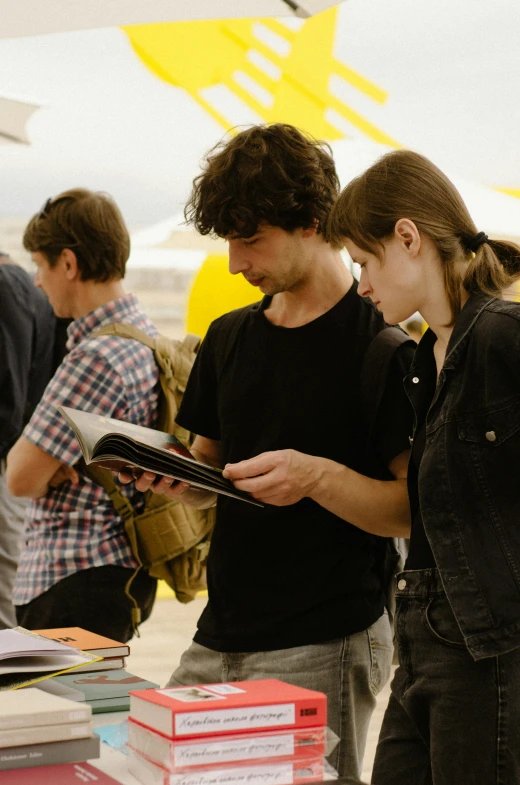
[177,280,414,652]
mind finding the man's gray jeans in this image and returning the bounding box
[167,612,393,780]
[0,458,28,628]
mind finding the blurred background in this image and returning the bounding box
[2,0,520,341]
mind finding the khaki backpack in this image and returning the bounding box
[86,323,216,630]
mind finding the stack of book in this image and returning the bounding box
[0,628,101,691]
[48,668,159,713]
[0,688,99,772]
[35,627,130,673]
[33,627,158,712]
[126,678,335,785]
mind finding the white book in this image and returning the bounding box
[0,628,101,690]
[0,688,91,731]
[0,721,93,748]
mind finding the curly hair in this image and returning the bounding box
[23,188,130,282]
[185,124,341,244]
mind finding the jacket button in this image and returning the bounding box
[412,377,419,384]
[485,430,497,442]
[397,579,407,590]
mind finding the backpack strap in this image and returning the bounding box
[174,334,201,393]
[360,326,415,630]
[218,305,255,383]
[93,322,157,350]
[360,326,415,449]
[81,460,144,631]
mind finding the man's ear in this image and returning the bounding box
[301,219,319,239]
[60,248,80,280]
[394,219,421,256]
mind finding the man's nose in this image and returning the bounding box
[228,243,250,275]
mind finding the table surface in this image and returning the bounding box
[91,710,136,785]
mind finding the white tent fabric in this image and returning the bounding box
[0,1,345,39]
[0,95,40,144]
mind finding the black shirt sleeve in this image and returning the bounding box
[371,341,415,469]
[176,325,221,441]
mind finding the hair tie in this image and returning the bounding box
[467,231,488,253]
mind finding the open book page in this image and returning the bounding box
[59,405,193,462]
[59,406,263,507]
[0,628,102,690]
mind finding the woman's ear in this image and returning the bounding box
[395,218,421,256]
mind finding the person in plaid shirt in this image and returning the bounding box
[6,189,160,641]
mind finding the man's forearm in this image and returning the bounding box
[309,457,411,538]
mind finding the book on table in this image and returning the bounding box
[0,762,120,784]
[67,656,126,674]
[0,736,100,772]
[129,679,327,739]
[59,406,263,507]
[0,688,91,730]
[0,689,99,772]
[52,667,159,713]
[34,678,86,702]
[0,628,102,690]
[127,747,327,785]
[127,720,327,771]
[34,626,130,658]
[0,721,93,749]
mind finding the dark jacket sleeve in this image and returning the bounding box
[0,266,57,457]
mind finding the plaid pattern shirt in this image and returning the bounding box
[13,294,160,605]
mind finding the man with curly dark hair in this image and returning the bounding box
[129,124,415,779]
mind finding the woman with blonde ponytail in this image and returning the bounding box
[329,150,520,785]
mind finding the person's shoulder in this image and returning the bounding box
[351,291,387,338]
[0,263,54,320]
[0,262,31,298]
[210,302,261,330]
[203,302,262,348]
[474,299,520,344]
[465,299,520,374]
[481,297,520,323]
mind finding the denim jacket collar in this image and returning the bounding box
[409,292,493,378]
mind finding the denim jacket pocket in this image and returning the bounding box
[457,398,520,446]
[425,595,466,649]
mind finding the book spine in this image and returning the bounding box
[0,722,93,749]
[172,698,326,737]
[75,657,125,673]
[128,752,325,785]
[0,735,100,771]
[0,706,91,731]
[128,722,326,770]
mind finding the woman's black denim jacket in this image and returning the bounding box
[406,293,520,661]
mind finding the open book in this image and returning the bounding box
[0,628,101,691]
[59,406,263,508]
